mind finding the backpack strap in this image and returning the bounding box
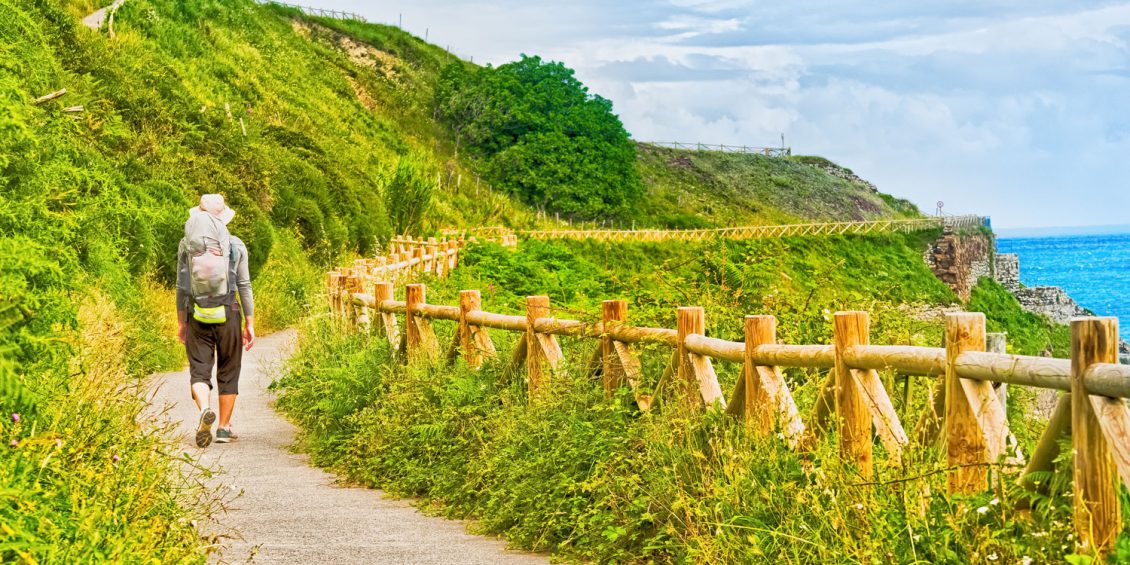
[229,242,240,264]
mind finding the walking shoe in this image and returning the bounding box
[196,408,216,448]
[215,427,237,443]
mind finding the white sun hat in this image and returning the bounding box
[188,193,236,225]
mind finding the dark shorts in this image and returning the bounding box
[185,302,243,395]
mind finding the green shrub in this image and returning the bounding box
[435,55,643,218]
[968,278,1070,357]
[385,152,437,236]
[0,294,209,563]
[275,313,1107,563]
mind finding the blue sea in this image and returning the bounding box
[997,232,1130,341]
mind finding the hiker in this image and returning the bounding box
[176,194,256,448]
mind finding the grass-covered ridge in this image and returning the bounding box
[633,143,921,228]
[0,0,485,559]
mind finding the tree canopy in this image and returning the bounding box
[435,55,642,218]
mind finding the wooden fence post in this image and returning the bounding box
[427,244,441,277]
[412,247,424,275]
[735,315,775,432]
[405,284,438,362]
[457,290,494,367]
[346,275,364,331]
[526,296,562,399]
[1071,317,1121,553]
[427,237,438,275]
[676,307,703,405]
[726,315,803,446]
[374,281,399,349]
[834,311,872,478]
[676,307,725,407]
[336,269,352,319]
[602,300,628,393]
[945,312,1007,495]
[391,253,404,285]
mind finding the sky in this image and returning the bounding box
[304,0,1130,229]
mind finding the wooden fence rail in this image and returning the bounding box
[521,216,986,242]
[326,242,462,331]
[435,216,985,246]
[326,275,1130,555]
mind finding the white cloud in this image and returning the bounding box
[308,0,1130,228]
[655,15,743,37]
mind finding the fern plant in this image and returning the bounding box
[0,303,37,414]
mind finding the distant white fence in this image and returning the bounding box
[643,141,792,157]
[260,1,366,22]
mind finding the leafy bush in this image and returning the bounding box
[275,313,1108,563]
[1,294,210,563]
[435,55,643,218]
[968,278,1070,357]
[385,152,437,236]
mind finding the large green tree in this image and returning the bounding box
[436,55,642,218]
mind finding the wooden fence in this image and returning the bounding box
[393,233,517,250]
[326,275,1130,555]
[260,0,366,21]
[522,216,986,243]
[435,216,985,246]
[644,141,792,157]
[326,241,461,307]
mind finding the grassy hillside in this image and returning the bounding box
[634,143,921,228]
[0,0,1047,561]
[0,0,525,560]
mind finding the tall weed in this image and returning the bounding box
[0,294,211,563]
[275,315,1108,563]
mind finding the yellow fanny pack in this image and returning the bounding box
[193,303,227,324]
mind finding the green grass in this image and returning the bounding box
[272,234,1096,562]
[968,278,1071,358]
[437,233,955,346]
[1,292,209,563]
[0,0,1078,561]
[274,311,1125,563]
[632,143,922,228]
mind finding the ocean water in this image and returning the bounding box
[997,232,1130,341]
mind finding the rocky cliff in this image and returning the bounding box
[925,232,993,302]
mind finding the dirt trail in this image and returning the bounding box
[148,329,546,564]
[81,0,126,30]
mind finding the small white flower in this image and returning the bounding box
[976,506,989,514]
[987,553,998,561]
[989,498,999,506]
[1021,557,1033,565]
[854,503,864,510]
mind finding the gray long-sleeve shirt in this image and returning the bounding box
[176,235,254,319]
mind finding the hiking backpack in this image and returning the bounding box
[182,212,232,322]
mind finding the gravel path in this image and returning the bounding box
[148,329,547,564]
[81,0,125,30]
